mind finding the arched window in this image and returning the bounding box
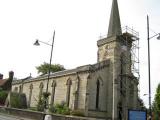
[95,78,103,109]
[19,85,22,93]
[50,81,56,105]
[96,80,100,109]
[28,84,33,107]
[39,82,44,98]
[66,79,72,107]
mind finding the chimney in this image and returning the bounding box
[0,73,3,79]
[9,71,14,80]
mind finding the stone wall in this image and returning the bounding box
[87,65,111,118]
[97,36,117,62]
[12,71,89,110]
[0,106,105,120]
[12,60,111,119]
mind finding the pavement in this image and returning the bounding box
[0,113,36,120]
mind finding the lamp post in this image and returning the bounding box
[34,30,55,109]
[147,15,160,120]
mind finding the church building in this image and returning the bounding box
[12,0,141,119]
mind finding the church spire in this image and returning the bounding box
[107,0,122,37]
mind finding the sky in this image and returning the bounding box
[0,0,160,107]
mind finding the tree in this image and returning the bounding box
[36,62,65,75]
[152,83,160,119]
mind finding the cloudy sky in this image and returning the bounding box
[0,0,160,107]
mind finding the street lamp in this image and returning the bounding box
[147,15,160,120]
[34,30,55,109]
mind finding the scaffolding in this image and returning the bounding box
[117,26,140,115]
[121,26,140,79]
[98,26,140,79]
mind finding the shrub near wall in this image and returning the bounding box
[49,102,70,115]
[10,92,27,109]
[0,90,8,105]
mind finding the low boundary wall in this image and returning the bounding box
[0,106,105,120]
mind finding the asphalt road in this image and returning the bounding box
[0,113,36,120]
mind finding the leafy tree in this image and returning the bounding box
[36,92,50,112]
[138,97,146,110]
[152,83,160,119]
[36,62,65,75]
[36,95,45,112]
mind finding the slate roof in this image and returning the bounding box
[12,60,110,84]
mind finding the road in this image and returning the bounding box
[0,113,36,120]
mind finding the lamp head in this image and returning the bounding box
[157,34,160,40]
[34,40,40,46]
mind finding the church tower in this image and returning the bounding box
[97,0,140,119]
[97,0,122,62]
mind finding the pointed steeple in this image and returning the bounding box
[107,0,122,37]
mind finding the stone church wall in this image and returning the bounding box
[76,73,88,110]
[86,60,112,118]
[12,71,89,110]
[12,60,111,119]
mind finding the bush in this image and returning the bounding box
[36,96,45,112]
[36,92,51,112]
[10,92,27,109]
[20,93,27,108]
[49,101,70,115]
[43,92,50,99]
[0,90,8,105]
[49,105,56,113]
